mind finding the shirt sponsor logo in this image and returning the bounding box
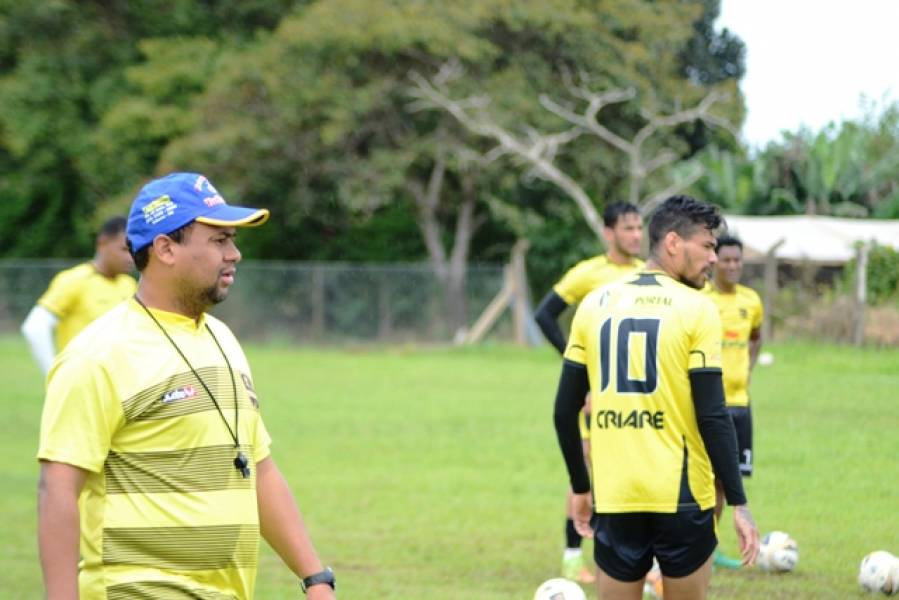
[161,385,197,404]
[595,409,665,430]
[635,295,672,306]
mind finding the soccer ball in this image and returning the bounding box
[757,531,799,572]
[533,578,587,600]
[858,551,899,595]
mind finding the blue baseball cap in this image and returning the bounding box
[126,172,270,253]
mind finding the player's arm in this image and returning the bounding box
[534,291,570,354]
[748,327,762,373]
[690,369,745,505]
[553,360,590,493]
[38,460,87,600]
[21,305,59,375]
[690,368,759,564]
[256,457,335,599]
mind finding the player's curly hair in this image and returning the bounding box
[648,195,724,252]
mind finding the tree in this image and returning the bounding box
[691,101,899,218]
[0,0,306,256]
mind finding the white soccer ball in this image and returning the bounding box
[533,577,587,600]
[757,531,799,572]
[859,551,899,595]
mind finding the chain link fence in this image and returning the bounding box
[0,260,511,345]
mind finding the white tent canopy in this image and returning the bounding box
[722,215,899,264]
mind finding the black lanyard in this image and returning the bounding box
[134,297,251,478]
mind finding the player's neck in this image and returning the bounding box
[135,282,205,324]
[91,258,115,279]
[644,257,674,278]
[607,247,634,265]
[714,278,737,294]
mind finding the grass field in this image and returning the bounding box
[2,336,897,599]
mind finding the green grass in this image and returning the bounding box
[2,337,897,599]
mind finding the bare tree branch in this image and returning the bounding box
[409,67,606,240]
[639,163,705,216]
[409,61,737,241]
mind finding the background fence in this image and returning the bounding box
[2,258,897,346]
[0,260,510,344]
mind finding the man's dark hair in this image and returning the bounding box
[603,202,640,228]
[715,235,743,253]
[648,195,723,252]
[97,216,127,239]
[129,222,194,272]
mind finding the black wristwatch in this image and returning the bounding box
[300,567,335,593]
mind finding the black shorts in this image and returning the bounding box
[728,406,753,477]
[592,509,717,581]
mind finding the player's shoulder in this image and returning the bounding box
[49,262,94,286]
[736,283,762,303]
[115,273,138,290]
[58,301,134,361]
[565,253,609,273]
[656,275,719,313]
[205,312,236,338]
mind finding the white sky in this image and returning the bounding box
[716,0,899,148]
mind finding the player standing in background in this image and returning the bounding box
[704,235,763,570]
[534,202,644,584]
[554,195,758,600]
[21,216,136,376]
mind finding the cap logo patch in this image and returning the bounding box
[142,195,178,225]
[194,175,226,208]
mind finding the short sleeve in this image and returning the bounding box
[38,352,124,472]
[553,260,593,305]
[252,414,273,464]
[751,291,764,330]
[687,300,723,372]
[563,301,589,366]
[37,270,80,318]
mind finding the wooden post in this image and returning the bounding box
[510,239,531,346]
[461,239,531,345]
[853,243,869,347]
[311,265,325,340]
[378,271,393,340]
[462,267,513,344]
[762,239,785,342]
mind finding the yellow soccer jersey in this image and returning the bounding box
[565,271,723,513]
[37,262,137,350]
[38,299,271,599]
[553,254,645,306]
[704,284,763,407]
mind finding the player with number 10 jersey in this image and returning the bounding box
[565,271,724,512]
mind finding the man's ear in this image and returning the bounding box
[150,235,178,267]
[661,230,681,258]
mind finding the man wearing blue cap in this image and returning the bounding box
[37,173,336,599]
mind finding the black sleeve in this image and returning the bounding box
[535,290,571,355]
[690,369,747,506]
[553,360,591,493]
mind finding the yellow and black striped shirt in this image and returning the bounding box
[38,299,270,599]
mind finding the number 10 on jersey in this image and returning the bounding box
[598,317,661,394]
